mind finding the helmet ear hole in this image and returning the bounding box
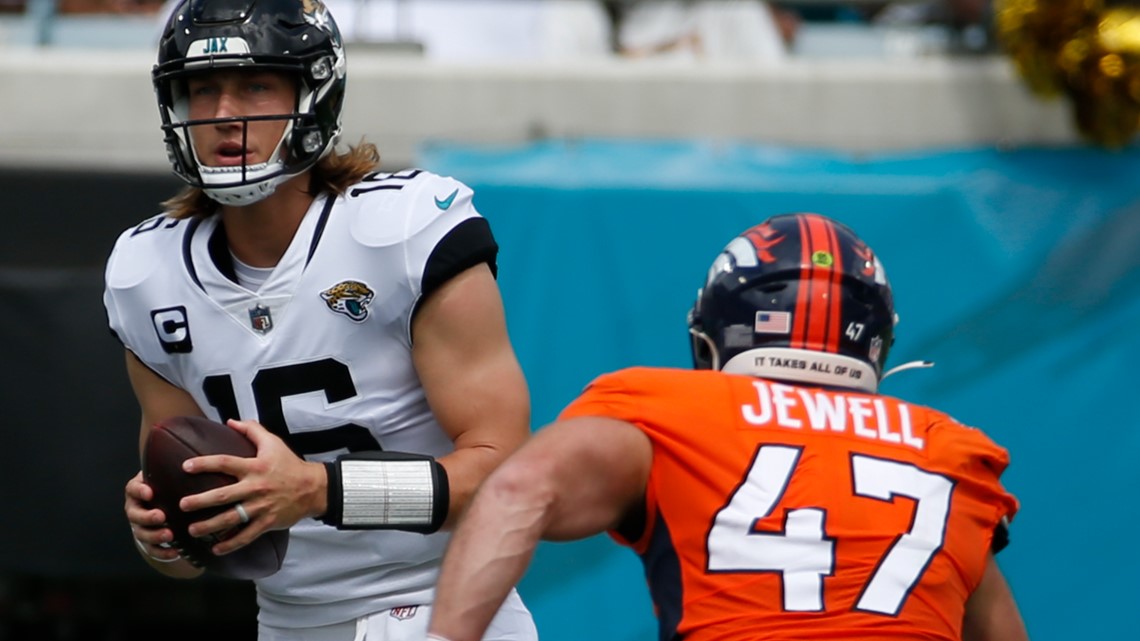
[689,330,716,370]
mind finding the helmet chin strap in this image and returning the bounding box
[199,162,299,206]
[882,360,935,379]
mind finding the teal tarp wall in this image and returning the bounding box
[420,140,1140,641]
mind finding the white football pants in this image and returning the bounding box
[257,588,537,641]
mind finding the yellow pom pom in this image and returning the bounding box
[995,0,1140,146]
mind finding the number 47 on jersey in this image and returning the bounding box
[707,444,954,616]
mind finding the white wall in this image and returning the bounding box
[0,48,1077,173]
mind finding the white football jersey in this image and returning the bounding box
[104,169,492,628]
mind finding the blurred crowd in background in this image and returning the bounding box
[0,0,1001,57]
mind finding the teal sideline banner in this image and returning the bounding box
[421,140,1140,641]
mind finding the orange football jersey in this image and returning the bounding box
[559,367,1018,641]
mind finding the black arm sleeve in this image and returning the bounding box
[420,217,499,299]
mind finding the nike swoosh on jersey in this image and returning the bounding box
[434,188,459,210]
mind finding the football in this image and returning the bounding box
[142,415,289,579]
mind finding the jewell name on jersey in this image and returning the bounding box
[741,379,925,450]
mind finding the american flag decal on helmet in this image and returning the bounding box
[755,311,792,334]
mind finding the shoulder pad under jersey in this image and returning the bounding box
[105,214,190,290]
[344,169,478,248]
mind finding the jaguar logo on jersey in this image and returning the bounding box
[248,304,274,334]
[151,306,193,354]
[320,280,375,322]
[388,605,419,621]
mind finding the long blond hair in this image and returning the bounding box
[161,141,382,219]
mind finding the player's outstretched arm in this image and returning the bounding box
[427,416,653,641]
[963,553,1029,641]
[123,350,206,578]
[411,263,532,528]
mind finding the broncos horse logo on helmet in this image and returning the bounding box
[688,213,929,393]
[321,280,375,322]
[153,0,347,206]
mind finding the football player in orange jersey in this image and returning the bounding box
[425,212,1028,641]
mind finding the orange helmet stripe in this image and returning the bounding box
[791,215,813,348]
[792,214,844,353]
[823,216,844,353]
[803,214,830,351]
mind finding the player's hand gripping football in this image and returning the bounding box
[124,470,182,562]
[177,419,327,556]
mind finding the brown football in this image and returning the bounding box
[142,415,288,579]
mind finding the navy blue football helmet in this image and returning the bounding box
[688,213,901,392]
[153,0,347,205]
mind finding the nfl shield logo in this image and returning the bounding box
[389,605,418,620]
[249,304,273,334]
[868,335,883,364]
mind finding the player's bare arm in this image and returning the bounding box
[428,416,652,641]
[123,349,206,578]
[411,262,531,528]
[963,553,1030,641]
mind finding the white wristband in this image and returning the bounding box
[134,535,182,563]
[426,635,454,641]
[341,459,436,526]
[322,452,450,532]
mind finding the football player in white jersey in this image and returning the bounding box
[104,0,537,639]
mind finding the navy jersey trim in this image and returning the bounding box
[186,195,338,287]
[640,512,685,641]
[206,221,238,285]
[305,194,337,266]
[992,519,1010,553]
[614,498,648,544]
[181,216,206,291]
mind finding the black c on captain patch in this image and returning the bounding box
[151,306,193,354]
